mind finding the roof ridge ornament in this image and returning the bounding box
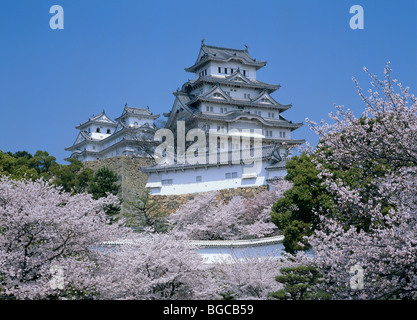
[201,38,205,45]
[244,43,248,51]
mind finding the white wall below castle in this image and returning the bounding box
[145,160,285,195]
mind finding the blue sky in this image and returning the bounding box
[0,0,416,164]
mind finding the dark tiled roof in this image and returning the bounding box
[76,111,117,129]
[193,111,303,129]
[140,144,278,173]
[185,44,267,73]
[184,72,280,93]
[115,105,159,121]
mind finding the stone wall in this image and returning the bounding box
[83,155,154,209]
[83,155,270,216]
[148,185,269,215]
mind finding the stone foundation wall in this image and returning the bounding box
[83,155,154,208]
[83,155,270,216]
[148,185,269,215]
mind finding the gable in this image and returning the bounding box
[74,133,85,145]
[204,86,231,101]
[96,114,115,123]
[226,72,251,84]
[252,91,278,105]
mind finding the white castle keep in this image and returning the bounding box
[65,105,159,162]
[66,42,304,195]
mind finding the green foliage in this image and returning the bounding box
[51,158,94,194]
[0,150,53,180]
[271,266,331,300]
[271,144,399,254]
[271,153,333,254]
[0,150,122,223]
[124,189,168,232]
[88,167,122,222]
[88,167,121,199]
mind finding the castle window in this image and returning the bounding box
[231,68,234,73]
[107,129,111,134]
[96,128,100,133]
[225,172,238,179]
[243,70,247,76]
[268,112,275,118]
[196,176,202,183]
[225,68,228,74]
[162,179,173,185]
[218,67,221,73]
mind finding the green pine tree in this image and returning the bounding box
[271,266,331,300]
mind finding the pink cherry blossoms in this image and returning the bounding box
[0,175,286,300]
[168,180,292,240]
[295,64,417,299]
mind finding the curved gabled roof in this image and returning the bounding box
[140,144,278,173]
[75,111,117,129]
[114,105,159,122]
[185,43,267,73]
[193,110,303,130]
[188,93,292,112]
[182,71,281,93]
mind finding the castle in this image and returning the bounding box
[66,42,304,196]
[65,105,159,162]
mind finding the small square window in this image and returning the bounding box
[225,173,231,179]
[196,176,202,182]
[162,179,173,185]
[232,172,237,178]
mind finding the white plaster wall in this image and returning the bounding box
[146,160,270,195]
[124,117,153,127]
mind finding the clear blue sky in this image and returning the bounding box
[1,0,416,164]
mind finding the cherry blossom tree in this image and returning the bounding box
[294,64,417,299]
[168,180,292,240]
[95,233,221,300]
[213,255,284,300]
[0,175,294,300]
[0,176,128,299]
[0,177,220,300]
